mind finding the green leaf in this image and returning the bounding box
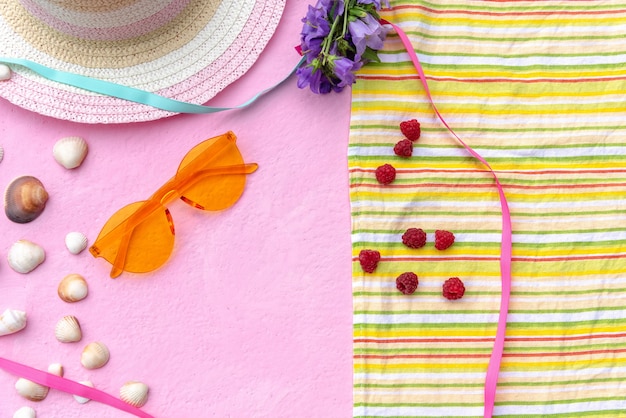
[361,47,381,63]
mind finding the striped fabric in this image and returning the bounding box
[350,1,626,416]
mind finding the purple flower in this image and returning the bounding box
[296,63,333,94]
[296,0,388,94]
[301,5,330,45]
[319,0,345,17]
[348,12,386,61]
[332,56,362,87]
[357,0,390,9]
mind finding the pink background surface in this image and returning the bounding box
[0,2,354,416]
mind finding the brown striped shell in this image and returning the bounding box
[4,176,49,223]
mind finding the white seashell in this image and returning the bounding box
[53,136,88,169]
[7,240,45,274]
[55,315,82,343]
[65,231,88,255]
[0,309,27,336]
[73,380,94,404]
[81,341,110,369]
[47,363,64,377]
[0,146,4,163]
[13,406,36,418]
[0,64,11,81]
[15,378,48,401]
[57,273,88,303]
[120,381,149,408]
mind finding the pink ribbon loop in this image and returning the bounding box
[0,356,155,418]
[381,19,513,418]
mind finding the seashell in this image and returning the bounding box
[57,273,88,303]
[55,315,82,343]
[4,176,49,223]
[65,231,88,255]
[120,381,149,408]
[7,240,45,274]
[13,406,36,418]
[15,378,48,402]
[47,363,64,377]
[73,380,94,404]
[0,146,4,163]
[0,308,27,336]
[53,136,88,169]
[0,64,10,81]
[81,341,110,369]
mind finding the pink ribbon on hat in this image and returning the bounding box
[0,356,154,417]
[381,19,513,418]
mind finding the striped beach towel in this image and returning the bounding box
[350,1,626,416]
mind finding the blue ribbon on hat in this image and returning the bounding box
[0,57,304,114]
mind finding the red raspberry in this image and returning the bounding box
[358,249,381,273]
[442,277,465,300]
[396,272,419,295]
[402,228,427,249]
[400,119,421,141]
[375,164,396,185]
[393,139,413,157]
[434,230,455,250]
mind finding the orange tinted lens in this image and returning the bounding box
[177,134,247,211]
[93,201,175,273]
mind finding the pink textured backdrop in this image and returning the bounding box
[0,1,354,416]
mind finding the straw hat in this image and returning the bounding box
[0,0,286,123]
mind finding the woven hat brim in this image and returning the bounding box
[0,0,285,123]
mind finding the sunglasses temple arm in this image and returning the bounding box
[108,199,165,278]
[171,163,259,201]
[190,163,259,183]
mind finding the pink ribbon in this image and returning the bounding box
[382,19,513,418]
[0,356,155,417]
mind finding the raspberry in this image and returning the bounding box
[358,249,381,273]
[442,277,465,300]
[434,230,455,250]
[375,164,396,185]
[393,139,413,157]
[400,119,421,141]
[396,272,419,295]
[402,228,427,249]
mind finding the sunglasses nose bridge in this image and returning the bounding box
[159,189,180,206]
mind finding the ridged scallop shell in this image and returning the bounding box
[53,136,88,169]
[0,309,27,336]
[7,240,45,274]
[15,378,48,402]
[81,341,110,369]
[0,146,4,163]
[13,406,36,418]
[4,176,49,223]
[120,381,149,408]
[55,316,82,343]
[47,363,64,377]
[73,380,94,404]
[65,232,88,255]
[57,274,88,303]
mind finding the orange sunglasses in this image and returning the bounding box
[89,131,257,278]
